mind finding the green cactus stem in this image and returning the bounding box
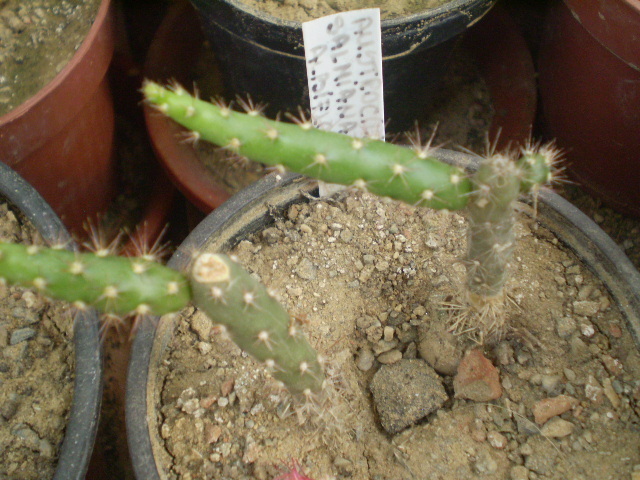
[143,81,556,339]
[190,253,325,396]
[0,242,191,316]
[0,241,326,395]
[142,81,471,211]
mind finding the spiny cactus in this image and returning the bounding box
[142,81,557,339]
[191,253,324,395]
[0,242,324,396]
[0,242,191,316]
[462,148,556,336]
[142,81,472,211]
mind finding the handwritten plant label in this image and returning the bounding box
[302,8,385,141]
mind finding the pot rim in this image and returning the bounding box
[126,150,640,480]
[199,0,494,30]
[0,162,103,480]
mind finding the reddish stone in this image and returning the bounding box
[454,349,502,402]
[608,323,623,338]
[532,395,579,424]
[601,354,624,377]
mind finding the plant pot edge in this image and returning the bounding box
[0,162,103,480]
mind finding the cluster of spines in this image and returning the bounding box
[190,253,325,396]
[0,242,191,317]
[142,81,472,211]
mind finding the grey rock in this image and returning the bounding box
[510,465,529,480]
[474,451,498,475]
[555,316,577,339]
[261,227,281,244]
[377,349,402,365]
[418,323,462,376]
[370,359,447,434]
[573,300,600,317]
[12,424,41,449]
[356,347,375,371]
[295,258,317,280]
[9,327,36,345]
[541,375,563,395]
[0,394,20,420]
[340,229,353,243]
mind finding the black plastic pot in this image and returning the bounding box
[188,0,497,132]
[0,162,103,479]
[126,151,640,479]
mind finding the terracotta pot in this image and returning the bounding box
[125,153,640,479]
[0,162,103,480]
[0,0,117,237]
[538,0,640,217]
[144,2,536,216]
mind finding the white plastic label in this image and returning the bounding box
[302,8,385,141]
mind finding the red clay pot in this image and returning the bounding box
[143,1,231,214]
[538,0,640,217]
[0,0,117,237]
[144,2,536,215]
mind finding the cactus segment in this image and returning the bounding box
[142,81,472,210]
[465,149,553,325]
[516,148,555,194]
[0,242,191,316]
[190,253,324,395]
[466,155,520,301]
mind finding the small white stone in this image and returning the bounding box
[580,323,595,338]
[487,431,508,449]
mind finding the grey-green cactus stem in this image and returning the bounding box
[0,242,191,316]
[142,81,472,211]
[464,149,554,331]
[190,253,325,395]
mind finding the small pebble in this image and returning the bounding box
[356,347,375,371]
[454,349,502,402]
[9,327,36,345]
[377,349,402,365]
[295,258,317,280]
[191,316,212,342]
[474,451,498,474]
[383,326,395,342]
[487,431,507,449]
[573,300,600,317]
[510,465,529,480]
[540,418,574,438]
[181,398,200,415]
[0,325,8,347]
[541,375,562,394]
[532,395,579,424]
